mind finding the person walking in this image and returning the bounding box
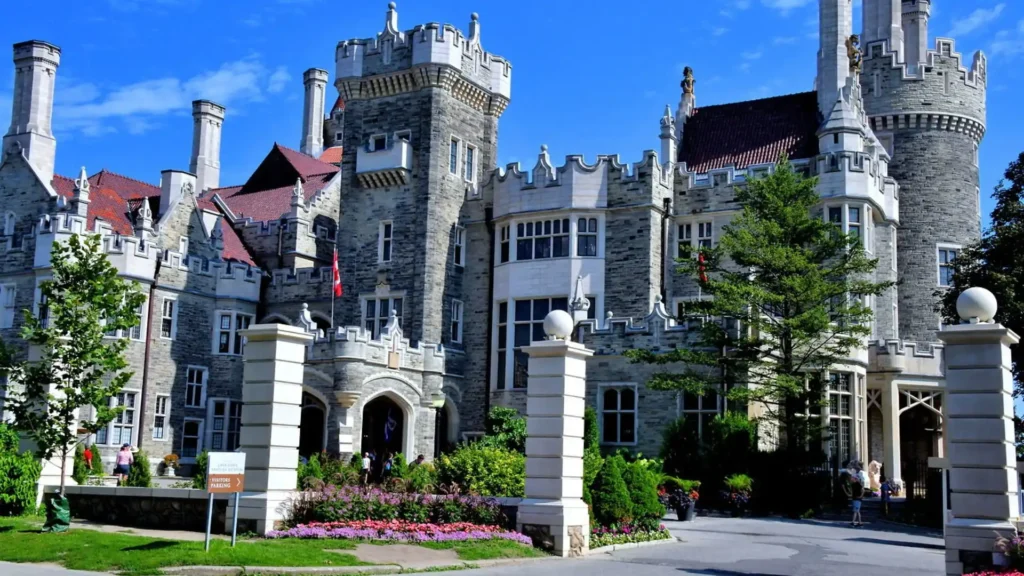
[879,474,892,518]
[849,475,865,527]
[361,452,371,485]
[83,444,93,471]
[383,453,394,480]
[114,444,133,486]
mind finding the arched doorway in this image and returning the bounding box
[362,395,405,460]
[299,392,326,458]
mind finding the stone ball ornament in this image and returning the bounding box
[543,309,575,340]
[956,287,998,324]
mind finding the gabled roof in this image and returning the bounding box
[52,174,135,236]
[679,91,821,174]
[238,143,338,195]
[210,171,336,223]
[319,146,343,165]
[88,169,161,200]
[330,96,345,114]
[194,197,256,266]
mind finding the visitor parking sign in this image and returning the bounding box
[207,452,246,494]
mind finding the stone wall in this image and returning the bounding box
[58,486,229,533]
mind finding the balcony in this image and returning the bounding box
[356,140,412,188]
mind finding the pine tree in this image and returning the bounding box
[591,454,632,526]
[127,450,152,488]
[0,233,145,497]
[626,157,893,450]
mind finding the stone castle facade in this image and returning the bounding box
[0,0,984,485]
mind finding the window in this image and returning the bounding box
[379,221,393,263]
[160,298,176,339]
[682,387,722,438]
[449,138,459,175]
[209,399,242,451]
[153,395,169,440]
[891,227,897,271]
[454,226,465,267]
[215,311,253,355]
[496,302,508,389]
[451,299,463,343]
[371,134,386,151]
[601,386,637,445]
[37,291,48,329]
[464,145,476,182]
[396,130,411,142]
[577,218,598,257]
[828,206,842,228]
[511,297,569,388]
[99,391,137,446]
[335,132,343,142]
[697,222,713,248]
[938,247,958,287]
[499,225,510,263]
[1,284,15,329]
[678,223,692,258]
[515,219,570,260]
[848,206,861,240]
[181,419,202,459]
[363,296,403,339]
[827,373,854,464]
[179,236,189,255]
[185,367,207,408]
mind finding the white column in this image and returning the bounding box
[231,324,312,535]
[938,288,1020,576]
[334,391,359,459]
[881,378,902,488]
[517,311,591,558]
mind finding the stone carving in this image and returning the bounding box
[846,35,862,74]
[567,525,585,557]
[868,460,881,491]
[681,66,695,95]
[181,181,194,197]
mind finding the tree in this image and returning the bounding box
[127,450,152,488]
[479,406,526,454]
[591,454,632,526]
[626,157,893,450]
[0,233,144,497]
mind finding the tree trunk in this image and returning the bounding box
[59,445,67,498]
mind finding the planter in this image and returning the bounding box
[993,551,1009,568]
[675,505,696,522]
[163,466,177,478]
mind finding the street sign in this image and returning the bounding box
[207,452,246,494]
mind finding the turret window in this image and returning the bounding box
[499,225,510,263]
[449,138,459,175]
[516,219,570,260]
[454,226,465,267]
[577,218,598,257]
[937,245,960,287]
[1,284,15,329]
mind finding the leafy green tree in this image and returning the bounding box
[0,234,144,496]
[626,157,892,450]
[582,407,604,507]
[591,454,632,526]
[127,450,152,488]
[479,406,526,454]
[621,460,665,529]
[192,451,209,489]
[0,423,41,516]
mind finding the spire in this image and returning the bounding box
[72,166,90,217]
[292,177,304,204]
[135,198,154,238]
[469,12,481,43]
[533,144,554,186]
[384,2,399,35]
[571,275,591,325]
[817,0,854,118]
[210,218,225,259]
[660,105,677,169]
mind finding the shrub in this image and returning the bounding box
[591,524,671,548]
[622,459,665,530]
[584,407,600,451]
[127,450,152,488]
[299,486,507,527]
[192,451,209,489]
[298,453,325,489]
[724,473,753,493]
[659,417,702,479]
[0,423,41,516]
[436,444,524,497]
[72,444,89,486]
[591,455,632,527]
[388,453,409,480]
[478,407,526,454]
[163,454,179,468]
[661,477,701,494]
[407,462,437,493]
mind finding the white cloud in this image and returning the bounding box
[761,0,814,14]
[53,57,280,137]
[948,3,1006,37]
[742,49,763,60]
[267,66,291,94]
[720,0,751,18]
[712,27,729,37]
[773,36,798,45]
[990,19,1024,57]
[739,62,752,73]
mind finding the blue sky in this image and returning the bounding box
[1,0,1022,225]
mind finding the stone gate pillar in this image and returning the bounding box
[938,288,1020,575]
[517,310,591,557]
[230,324,313,535]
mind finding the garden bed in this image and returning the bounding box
[591,524,673,549]
[268,520,533,545]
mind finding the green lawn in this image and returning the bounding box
[0,517,542,575]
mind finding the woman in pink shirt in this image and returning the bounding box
[114,444,133,485]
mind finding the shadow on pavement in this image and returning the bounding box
[676,569,779,576]
[846,537,945,551]
[121,541,178,552]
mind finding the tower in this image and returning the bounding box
[4,40,61,185]
[189,99,225,193]
[333,2,511,345]
[300,68,328,157]
[862,0,904,59]
[816,0,854,118]
[861,0,987,344]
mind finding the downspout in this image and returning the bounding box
[660,198,671,303]
[135,258,162,451]
[483,207,495,427]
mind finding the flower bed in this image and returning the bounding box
[267,520,532,545]
[590,523,672,548]
[293,485,506,527]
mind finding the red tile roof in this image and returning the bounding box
[211,172,335,222]
[52,174,135,236]
[331,96,345,113]
[88,169,161,200]
[275,143,340,178]
[192,197,256,266]
[319,146,343,165]
[679,91,821,174]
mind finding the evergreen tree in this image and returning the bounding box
[127,450,152,488]
[591,454,632,526]
[72,444,89,486]
[626,157,892,450]
[0,233,145,496]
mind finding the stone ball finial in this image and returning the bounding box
[543,310,574,340]
[471,12,479,21]
[540,144,548,153]
[956,287,997,324]
[388,1,396,9]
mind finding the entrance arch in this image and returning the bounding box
[299,392,327,458]
[362,394,406,459]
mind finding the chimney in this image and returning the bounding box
[189,100,224,193]
[817,0,854,118]
[300,68,328,157]
[660,105,677,170]
[4,40,61,186]
[160,169,197,216]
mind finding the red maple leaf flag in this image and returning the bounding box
[332,248,343,297]
[697,252,708,284]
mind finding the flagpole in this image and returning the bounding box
[331,248,337,330]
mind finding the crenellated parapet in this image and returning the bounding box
[307,310,446,376]
[335,3,511,116]
[575,297,704,356]
[869,338,945,378]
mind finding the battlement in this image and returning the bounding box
[269,266,333,286]
[862,37,986,136]
[484,147,670,217]
[869,338,945,378]
[681,157,814,189]
[576,297,704,356]
[335,4,511,115]
[306,309,445,376]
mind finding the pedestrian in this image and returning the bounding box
[410,454,425,468]
[849,475,865,527]
[114,444,133,486]
[383,453,393,479]
[83,444,93,471]
[361,452,371,485]
[880,474,891,518]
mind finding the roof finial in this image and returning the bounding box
[293,177,304,200]
[469,12,481,42]
[74,166,90,195]
[384,2,399,34]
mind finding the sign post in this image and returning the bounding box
[204,452,246,551]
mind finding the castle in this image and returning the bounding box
[0,0,984,487]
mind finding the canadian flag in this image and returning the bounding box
[332,248,343,297]
[697,252,708,284]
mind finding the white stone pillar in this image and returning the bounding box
[231,324,313,535]
[938,288,1020,576]
[334,391,359,459]
[881,379,902,488]
[517,310,591,558]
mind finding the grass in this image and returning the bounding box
[0,517,543,574]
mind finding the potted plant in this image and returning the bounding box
[162,454,179,477]
[720,474,753,517]
[661,479,701,522]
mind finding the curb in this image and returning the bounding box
[159,556,557,575]
[586,536,679,555]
